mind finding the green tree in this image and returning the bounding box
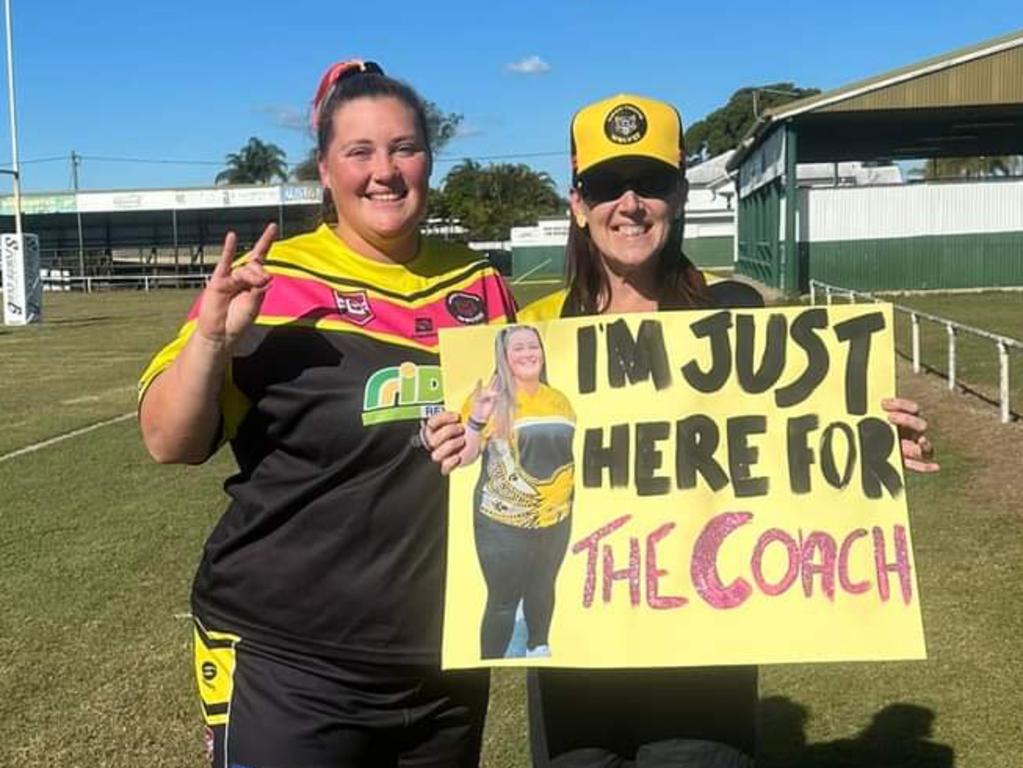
[424,100,464,154]
[920,155,1023,180]
[291,101,464,182]
[215,137,288,185]
[434,160,565,241]
[685,83,820,160]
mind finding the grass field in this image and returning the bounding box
[1,287,1021,766]
[891,292,1023,418]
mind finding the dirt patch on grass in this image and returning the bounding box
[896,359,1022,511]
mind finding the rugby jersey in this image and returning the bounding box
[139,224,515,662]
[464,384,575,529]
[517,272,746,324]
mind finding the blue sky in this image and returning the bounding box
[1,1,1020,196]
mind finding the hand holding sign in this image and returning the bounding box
[425,376,502,476]
[883,397,939,473]
[423,410,466,475]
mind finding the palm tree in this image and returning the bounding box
[215,137,288,185]
[921,155,1023,180]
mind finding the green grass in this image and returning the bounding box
[509,279,562,310]
[758,406,1023,765]
[0,291,195,454]
[1,288,1021,767]
[891,292,1023,416]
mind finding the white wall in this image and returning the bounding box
[801,178,1023,243]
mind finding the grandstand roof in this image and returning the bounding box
[728,27,1023,169]
[0,183,322,256]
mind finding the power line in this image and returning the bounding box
[0,155,66,167]
[31,149,569,168]
[0,149,570,176]
[434,150,567,163]
[80,154,223,166]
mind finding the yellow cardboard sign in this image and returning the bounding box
[439,305,926,669]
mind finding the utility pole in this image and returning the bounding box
[4,0,19,241]
[71,150,84,276]
[2,0,40,325]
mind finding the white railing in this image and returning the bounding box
[511,258,554,285]
[41,272,211,293]
[809,280,1022,424]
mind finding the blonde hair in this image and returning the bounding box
[490,325,547,440]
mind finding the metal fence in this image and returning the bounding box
[809,280,1021,424]
[41,271,211,293]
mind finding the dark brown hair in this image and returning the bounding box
[314,72,432,224]
[562,212,713,316]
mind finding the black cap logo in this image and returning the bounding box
[605,104,647,145]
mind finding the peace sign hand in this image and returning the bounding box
[197,223,277,348]
[470,375,500,423]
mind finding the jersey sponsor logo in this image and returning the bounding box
[201,661,217,682]
[605,104,647,145]
[414,317,435,337]
[334,290,374,325]
[362,361,444,425]
[446,291,485,325]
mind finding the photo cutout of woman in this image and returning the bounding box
[459,325,576,659]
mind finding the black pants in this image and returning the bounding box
[528,666,758,767]
[194,620,489,768]
[474,513,572,658]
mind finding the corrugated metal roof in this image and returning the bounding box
[767,27,1023,120]
[727,28,1023,172]
[686,150,735,185]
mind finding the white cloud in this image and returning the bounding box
[454,123,484,139]
[505,55,551,75]
[254,105,308,132]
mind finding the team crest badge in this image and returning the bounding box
[605,104,647,145]
[446,291,485,325]
[334,290,374,326]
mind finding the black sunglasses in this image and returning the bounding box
[578,170,679,205]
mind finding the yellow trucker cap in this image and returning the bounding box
[571,94,685,181]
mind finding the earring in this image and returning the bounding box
[575,214,588,229]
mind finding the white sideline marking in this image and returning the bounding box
[0,412,135,465]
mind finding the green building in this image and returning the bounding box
[729,28,1023,294]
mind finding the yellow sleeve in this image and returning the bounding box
[137,319,252,449]
[545,386,576,423]
[518,289,568,323]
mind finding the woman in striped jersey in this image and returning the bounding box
[138,60,515,768]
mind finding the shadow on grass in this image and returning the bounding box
[44,315,114,326]
[759,696,955,767]
[894,350,1020,422]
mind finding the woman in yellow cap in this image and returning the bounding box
[138,60,515,767]
[427,92,937,766]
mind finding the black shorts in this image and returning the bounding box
[193,619,489,768]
